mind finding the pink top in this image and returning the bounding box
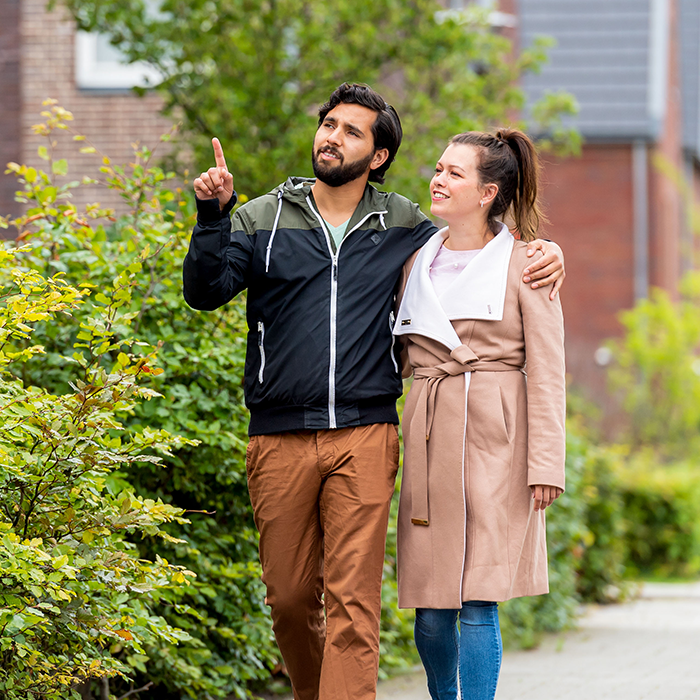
[429,245,480,299]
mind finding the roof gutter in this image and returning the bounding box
[633,140,649,301]
[648,0,671,140]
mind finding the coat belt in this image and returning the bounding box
[409,352,522,526]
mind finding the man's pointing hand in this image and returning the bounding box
[193,137,235,210]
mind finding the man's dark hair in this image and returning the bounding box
[317,83,403,184]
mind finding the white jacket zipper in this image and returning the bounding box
[306,196,388,429]
[257,321,266,384]
[389,311,399,374]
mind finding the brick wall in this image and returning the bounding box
[539,145,636,406]
[16,0,174,217]
[0,0,23,218]
[535,0,689,418]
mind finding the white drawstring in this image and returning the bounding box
[379,213,386,230]
[265,190,284,273]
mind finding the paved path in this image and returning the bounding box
[376,582,700,700]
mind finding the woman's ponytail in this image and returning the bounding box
[494,128,544,242]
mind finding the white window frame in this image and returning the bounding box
[75,31,162,90]
[438,1,516,28]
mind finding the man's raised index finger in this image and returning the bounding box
[212,137,228,171]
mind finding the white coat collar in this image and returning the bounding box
[393,223,514,351]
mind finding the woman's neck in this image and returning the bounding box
[443,214,496,251]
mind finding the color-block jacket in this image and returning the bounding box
[183,177,437,435]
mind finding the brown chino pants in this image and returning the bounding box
[246,423,400,700]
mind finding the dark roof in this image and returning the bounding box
[520,0,670,142]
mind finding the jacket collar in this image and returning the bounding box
[270,177,389,232]
[393,223,514,351]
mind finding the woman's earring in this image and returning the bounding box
[480,200,484,208]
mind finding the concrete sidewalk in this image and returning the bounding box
[376,582,700,700]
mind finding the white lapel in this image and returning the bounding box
[439,222,514,321]
[393,228,462,351]
[393,223,515,349]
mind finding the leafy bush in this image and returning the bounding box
[573,442,628,602]
[2,102,280,698]
[603,273,700,578]
[0,245,196,699]
[618,456,700,579]
[607,276,700,457]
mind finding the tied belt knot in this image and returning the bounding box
[409,344,521,526]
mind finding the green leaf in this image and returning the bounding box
[37,186,57,204]
[52,159,68,176]
[52,555,69,569]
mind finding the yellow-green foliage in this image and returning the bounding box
[607,276,700,457]
[0,247,196,699]
[2,101,280,699]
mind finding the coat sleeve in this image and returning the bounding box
[182,195,255,310]
[519,275,566,490]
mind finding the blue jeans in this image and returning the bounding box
[414,602,502,700]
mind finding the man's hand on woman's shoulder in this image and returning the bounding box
[522,240,565,300]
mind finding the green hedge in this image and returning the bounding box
[619,457,700,578]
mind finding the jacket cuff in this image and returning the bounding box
[195,193,238,223]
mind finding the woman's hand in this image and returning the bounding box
[523,240,566,300]
[530,484,563,511]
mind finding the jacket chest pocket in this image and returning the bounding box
[257,321,266,384]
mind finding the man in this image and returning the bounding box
[183,83,564,700]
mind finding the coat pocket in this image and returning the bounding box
[499,383,516,443]
[257,321,266,384]
[469,375,511,452]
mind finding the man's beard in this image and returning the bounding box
[312,147,375,187]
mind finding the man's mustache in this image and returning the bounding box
[317,147,342,161]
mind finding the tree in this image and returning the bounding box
[61,0,578,207]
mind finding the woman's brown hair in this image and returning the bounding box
[449,128,546,242]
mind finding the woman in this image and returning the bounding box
[393,129,566,700]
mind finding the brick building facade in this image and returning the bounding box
[0,0,173,220]
[519,0,695,413]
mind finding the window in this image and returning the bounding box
[75,31,162,91]
[438,1,516,28]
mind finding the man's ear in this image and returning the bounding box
[370,148,390,171]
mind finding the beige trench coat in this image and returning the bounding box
[395,233,565,609]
